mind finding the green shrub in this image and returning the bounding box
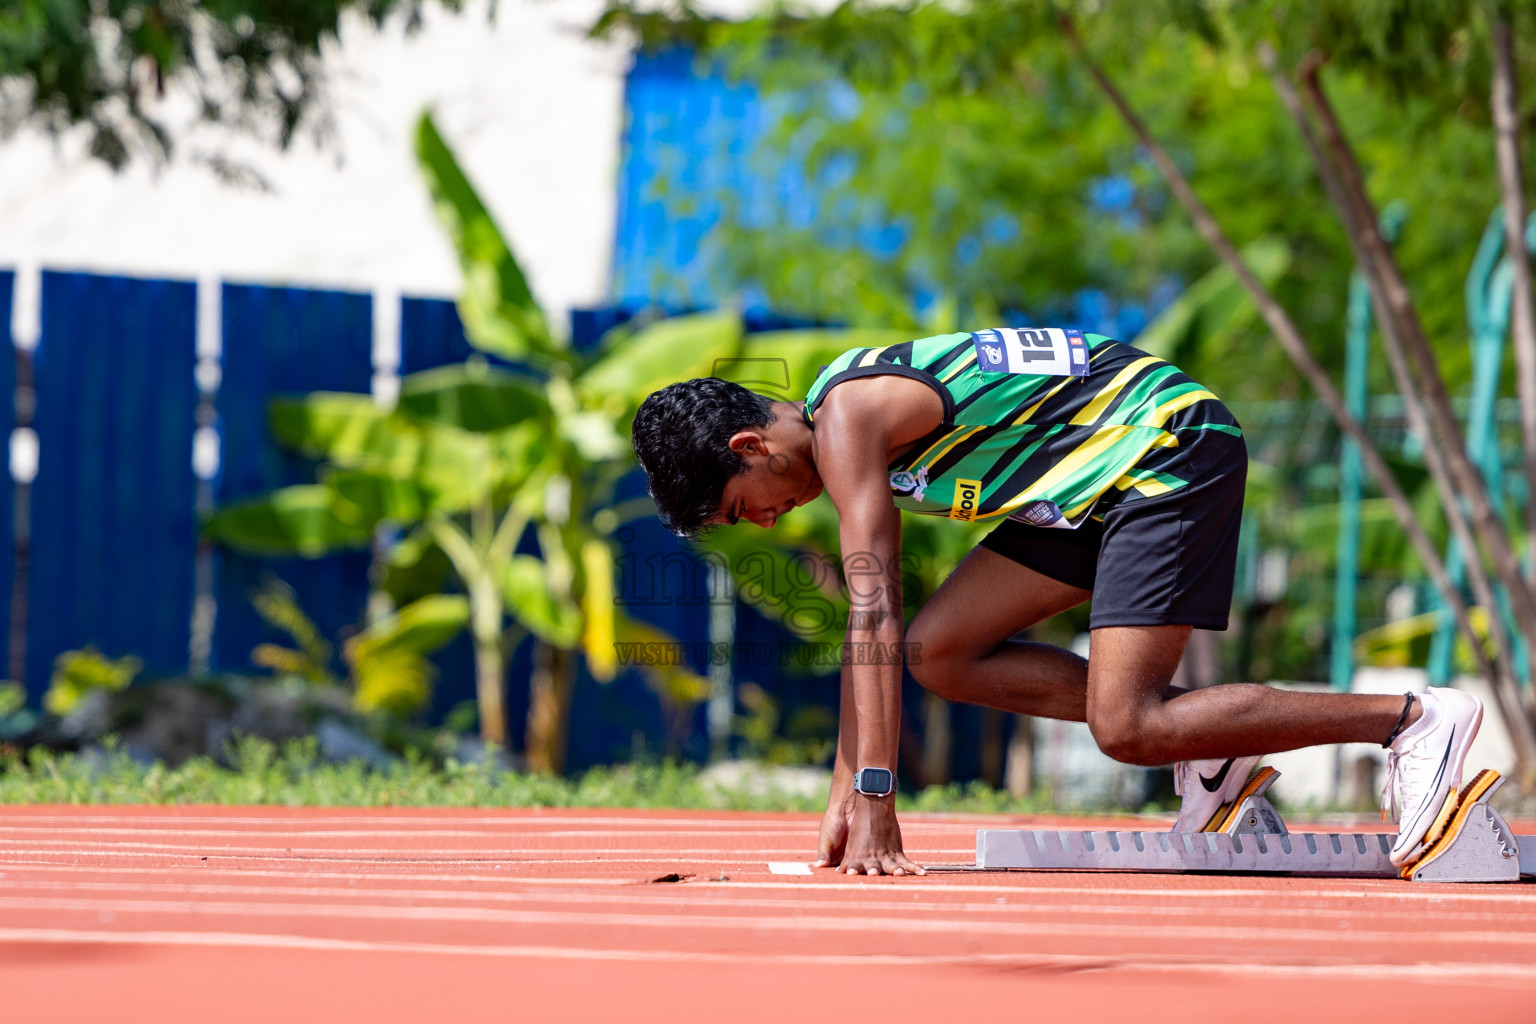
[44,647,140,716]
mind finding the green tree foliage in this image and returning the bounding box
[595,0,1532,404]
[0,0,466,167]
[596,2,1536,764]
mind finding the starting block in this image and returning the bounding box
[932,768,1533,884]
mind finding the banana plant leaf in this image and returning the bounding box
[1131,237,1291,363]
[205,485,378,557]
[345,595,470,716]
[269,393,418,471]
[397,362,551,433]
[501,554,582,648]
[322,468,429,525]
[701,518,848,650]
[1353,606,1492,672]
[577,311,744,409]
[347,594,472,662]
[381,527,454,608]
[616,614,711,706]
[559,410,629,462]
[731,328,915,399]
[416,113,559,362]
[403,420,544,514]
[580,537,619,681]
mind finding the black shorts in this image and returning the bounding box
[978,429,1247,631]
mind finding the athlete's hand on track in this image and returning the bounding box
[813,798,853,869]
[835,797,926,876]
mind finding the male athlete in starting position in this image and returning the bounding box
[631,327,1482,876]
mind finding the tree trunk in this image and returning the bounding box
[1491,8,1536,568]
[1005,715,1034,798]
[1297,61,1536,678]
[979,708,1007,788]
[921,690,952,787]
[1262,51,1536,773]
[1289,60,1536,773]
[1056,16,1536,781]
[472,628,507,748]
[468,571,508,749]
[473,629,509,749]
[526,641,576,774]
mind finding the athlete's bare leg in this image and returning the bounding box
[907,546,1423,764]
[1082,626,1419,764]
[906,547,1093,722]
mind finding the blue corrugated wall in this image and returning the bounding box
[26,272,196,699]
[212,283,374,675]
[0,273,12,680]
[4,271,737,764]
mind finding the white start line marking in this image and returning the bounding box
[768,862,813,876]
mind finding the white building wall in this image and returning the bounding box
[0,0,628,332]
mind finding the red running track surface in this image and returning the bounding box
[2,805,1535,1022]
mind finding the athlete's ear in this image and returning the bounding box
[727,430,767,456]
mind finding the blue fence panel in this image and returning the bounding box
[0,273,12,681]
[213,283,373,675]
[400,295,477,374]
[26,272,195,699]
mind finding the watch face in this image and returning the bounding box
[855,768,894,795]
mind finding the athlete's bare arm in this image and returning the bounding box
[810,375,943,875]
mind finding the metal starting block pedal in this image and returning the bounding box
[932,767,1534,883]
[1403,769,1524,882]
[1209,765,1286,836]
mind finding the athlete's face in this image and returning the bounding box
[712,432,823,530]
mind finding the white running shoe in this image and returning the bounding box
[1171,754,1265,832]
[1383,687,1483,868]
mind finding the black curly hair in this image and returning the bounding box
[631,378,778,538]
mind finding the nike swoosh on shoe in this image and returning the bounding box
[1199,758,1235,793]
[1399,725,1454,846]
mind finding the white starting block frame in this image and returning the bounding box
[932,769,1533,884]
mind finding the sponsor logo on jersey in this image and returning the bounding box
[975,330,1008,372]
[888,466,930,502]
[1011,500,1064,527]
[949,478,983,521]
[1067,328,1087,367]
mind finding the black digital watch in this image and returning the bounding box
[852,767,895,797]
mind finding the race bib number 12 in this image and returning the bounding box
[972,327,1090,378]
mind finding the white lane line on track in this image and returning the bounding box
[0,827,897,841]
[3,878,1523,927]
[0,839,970,857]
[0,927,1532,983]
[2,858,1531,904]
[0,850,854,867]
[0,814,869,830]
[1,895,1531,948]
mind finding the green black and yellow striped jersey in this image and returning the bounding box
[801,330,1241,528]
